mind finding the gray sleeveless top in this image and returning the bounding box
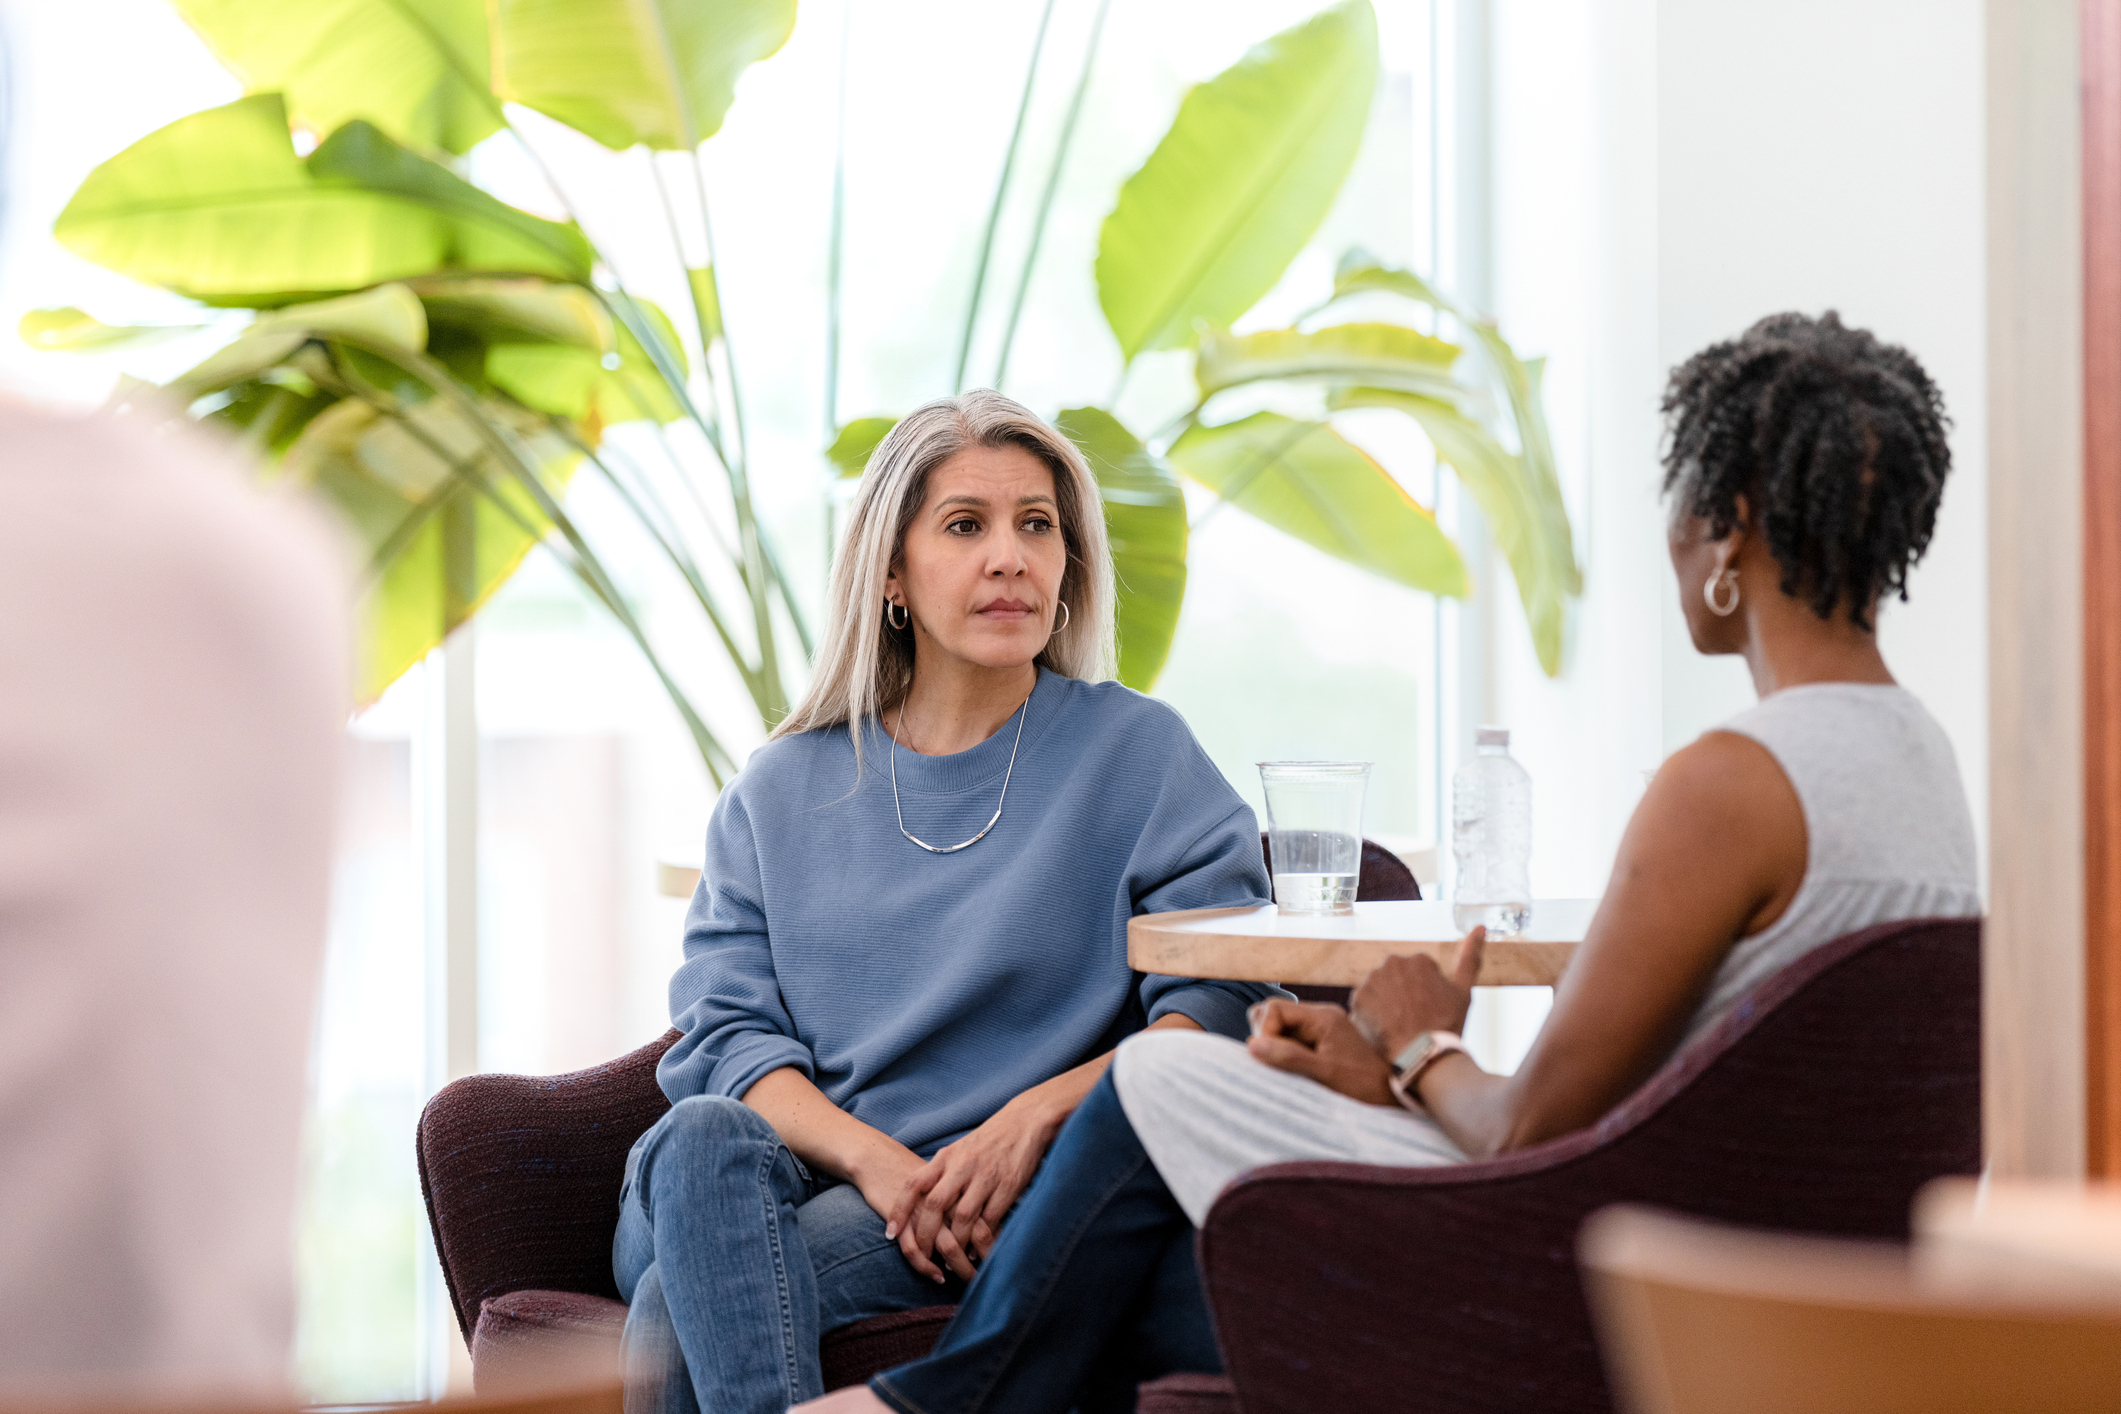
[1680,683,1980,1042]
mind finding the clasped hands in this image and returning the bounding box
[1245,926,1487,1106]
[851,1091,1059,1285]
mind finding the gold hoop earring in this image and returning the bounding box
[1705,569,1740,617]
[886,601,909,630]
[1054,601,1070,633]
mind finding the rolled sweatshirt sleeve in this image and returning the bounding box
[1133,786,1284,1040]
[655,787,814,1106]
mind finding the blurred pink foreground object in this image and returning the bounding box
[0,398,348,1398]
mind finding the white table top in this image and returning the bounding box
[1127,898,1598,986]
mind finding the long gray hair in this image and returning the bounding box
[774,391,1116,761]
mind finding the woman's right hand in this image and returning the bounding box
[848,1135,926,1229]
[742,1068,967,1280]
[848,1136,990,1282]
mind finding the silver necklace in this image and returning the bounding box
[888,693,1032,853]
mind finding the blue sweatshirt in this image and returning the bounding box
[659,668,1277,1156]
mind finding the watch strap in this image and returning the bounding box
[1387,1030,1468,1115]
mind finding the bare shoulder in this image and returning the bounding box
[1624,729,1806,933]
[1650,730,1798,820]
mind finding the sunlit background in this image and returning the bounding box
[0,0,1486,1397]
[0,0,1993,1401]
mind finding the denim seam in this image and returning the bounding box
[755,1137,803,1406]
[953,1148,1152,1413]
[809,1234,915,1283]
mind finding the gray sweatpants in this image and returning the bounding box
[1112,1029,1468,1226]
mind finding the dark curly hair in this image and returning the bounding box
[1660,311,1951,630]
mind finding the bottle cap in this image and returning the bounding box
[1475,726,1510,747]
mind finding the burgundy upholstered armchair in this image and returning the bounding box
[415,839,1418,1394]
[416,1031,955,1394]
[1133,915,1983,1414]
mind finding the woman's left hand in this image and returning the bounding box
[886,1095,1057,1281]
[1245,999,1396,1105]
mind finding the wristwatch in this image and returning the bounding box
[1387,1030,1469,1115]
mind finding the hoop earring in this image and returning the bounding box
[1704,569,1741,617]
[886,601,909,630]
[1054,601,1070,633]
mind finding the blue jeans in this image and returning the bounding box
[613,1096,966,1414]
[870,1071,1221,1414]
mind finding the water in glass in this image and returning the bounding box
[1258,762,1369,915]
[1274,869,1359,913]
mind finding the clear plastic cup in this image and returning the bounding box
[1258,761,1371,914]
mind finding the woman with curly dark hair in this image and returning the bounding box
[801,312,1981,1414]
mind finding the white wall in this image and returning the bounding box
[1485,0,1989,899]
[1984,0,2083,1177]
[1656,0,1989,860]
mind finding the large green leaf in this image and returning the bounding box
[1331,250,1577,597]
[306,120,592,280]
[1056,407,1188,690]
[168,284,430,400]
[487,296,686,427]
[411,276,612,350]
[19,307,204,352]
[491,0,797,150]
[1330,247,1452,310]
[54,96,590,302]
[56,96,427,300]
[1167,411,1467,599]
[171,0,498,155]
[283,393,580,703]
[165,287,427,402]
[1194,322,1463,401]
[824,416,899,477]
[1325,250,1582,671]
[1332,387,1574,671]
[1096,0,1378,361]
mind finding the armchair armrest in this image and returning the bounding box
[419,1031,680,1342]
[1199,1142,1616,1414]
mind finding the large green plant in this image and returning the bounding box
[28,0,1579,787]
[839,0,1579,680]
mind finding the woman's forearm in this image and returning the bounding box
[1004,1011,1204,1141]
[741,1066,912,1189]
[1409,1053,1521,1159]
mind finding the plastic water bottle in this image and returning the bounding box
[1451,726,1532,934]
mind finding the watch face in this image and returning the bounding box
[1395,1034,1436,1075]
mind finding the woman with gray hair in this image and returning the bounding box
[612,391,1277,1414]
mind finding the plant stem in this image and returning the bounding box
[500,116,742,478]
[993,0,1112,391]
[236,385,299,457]
[672,150,787,716]
[1105,361,1134,412]
[953,0,1057,394]
[587,282,799,702]
[684,158,751,481]
[644,157,815,662]
[648,153,729,444]
[553,421,765,704]
[825,3,852,425]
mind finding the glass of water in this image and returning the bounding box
[1258,761,1370,914]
